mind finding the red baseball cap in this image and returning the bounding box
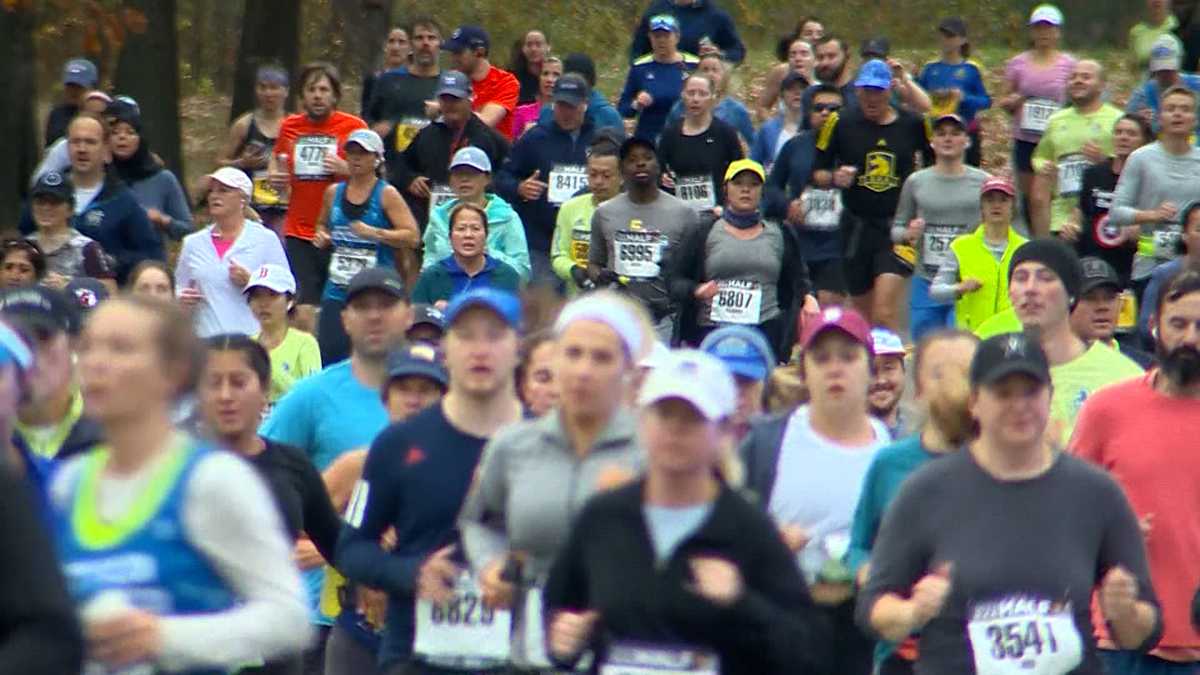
[798,306,874,355]
[981,176,1016,197]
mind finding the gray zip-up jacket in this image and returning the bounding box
[458,406,644,666]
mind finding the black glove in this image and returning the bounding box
[570,265,590,288]
[595,268,621,286]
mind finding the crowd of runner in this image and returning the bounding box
[5,1,1200,674]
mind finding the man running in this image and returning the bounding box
[628,0,746,64]
[1008,238,1143,444]
[1070,257,1156,368]
[269,62,367,330]
[551,131,624,296]
[805,36,857,115]
[815,59,928,330]
[44,58,97,147]
[219,64,290,235]
[869,327,908,439]
[1030,60,1123,237]
[1072,268,1200,675]
[1126,35,1200,134]
[441,25,519,140]
[588,136,698,343]
[497,74,598,286]
[337,288,524,674]
[366,18,443,153]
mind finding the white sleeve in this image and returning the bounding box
[157,452,312,671]
[173,237,195,297]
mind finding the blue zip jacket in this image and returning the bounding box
[536,90,626,134]
[1126,72,1200,134]
[763,130,842,263]
[628,0,746,64]
[20,172,164,282]
[411,254,522,305]
[668,96,755,145]
[751,114,794,170]
[618,54,699,141]
[916,60,992,124]
[494,119,597,255]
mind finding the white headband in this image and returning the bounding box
[553,295,645,359]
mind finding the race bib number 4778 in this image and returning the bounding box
[293,135,339,179]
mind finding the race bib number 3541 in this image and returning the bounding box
[966,595,1082,675]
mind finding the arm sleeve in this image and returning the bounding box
[929,255,962,303]
[713,10,746,64]
[159,454,311,671]
[494,142,529,206]
[335,428,427,595]
[763,140,794,221]
[588,209,609,269]
[297,334,323,378]
[457,433,513,575]
[1096,477,1162,651]
[960,65,992,119]
[542,510,594,668]
[667,216,708,305]
[855,480,933,636]
[732,102,755,145]
[551,202,579,282]
[617,69,640,119]
[497,216,532,281]
[120,198,166,270]
[173,238,195,296]
[1125,84,1149,114]
[1139,268,1167,346]
[846,461,884,574]
[628,12,652,63]
[1109,153,1143,227]
[1031,132,1055,174]
[0,470,84,675]
[891,175,918,243]
[1067,393,1109,461]
[159,172,195,240]
[421,209,451,272]
[299,457,344,565]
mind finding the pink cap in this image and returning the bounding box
[981,176,1016,197]
[798,306,874,355]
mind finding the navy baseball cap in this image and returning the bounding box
[699,326,776,382]
[345,268,407,304]
[443,25,490,52]
[619,135,657,161]
[552,73,590,106]
[410,304,446,333]
[64,277,110,318]
[386,343,449,388]
[855,59,893,89]
[649,14,679,33]
[970,332,1051,387]
[0,286,79,335]
[444,288,522,330]
[435,70,472,99]
[62,58,98,88]
[31,171,74,203]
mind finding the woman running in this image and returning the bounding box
[858,332,1161,674]
[26,171,115,292]
[544,349,827,675]
[126,260,175,302]
[108,98,194,241]
[516,330,559,418]
[917,17,991,167]
[511,56,563,139]
[657,72,744,216]
[0,239,47,290]
[49,296,310,673]
[243,264,321,407]
[511,29,552,105]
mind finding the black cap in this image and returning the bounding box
[970,332,1052,387]
[860,37,891,59]
[619,135,656,161]
[552,73,590,106]
[1009,238,1084,302]
[781,70,811,91]
[442,25,489,52]
[1079,257,1121,294]
[106,96,142,131]
[409,304,446,333]
[0,286,79,336]
[385,343,448,388]
[31,171,74,203]
[562,53,597,87]
[64,277,110,317]
[938,17,968,37]
[345,268,407,304]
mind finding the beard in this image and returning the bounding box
[815,60,845,83]
[868,385,899,417]
[1157,343,1200,388]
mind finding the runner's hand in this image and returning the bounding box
[86,608,162,668]
[293,537,324,570]
[240,147,269,171]
[1060,216,1081,242]
[1099,565,1139,623]
[42,271,70,290]
[909,562,952,629]
[999,93,1025,113]
[694,280,719,301]
[1036,160,1057,178]
[958,278,983,295]
[145,207,171,228]
[349,219,378,241]
[323,153,350,176]
[778,523,811,552]
[786,198,807,225]
[1117,225,1139,246]
[424,99,441,119]
[313,229,332,249]
[357,586,389,629]
[635,91,654,110]
[660,170,676,190]
[269,161,289,190]
[905,217,926,244]
[519,170,547,201]
[480,557,517,610]
[228,259,251,288]
[408,176,432,199]
[178,285,204,308]
[800,294,821,330]
[1137,107,1154,125]
[1153,201,1178,222]
[371,121,394,138]
[833,165,858,189]
[548,609,600,661]
[1081,141,1106,164]
[417,545,459,605]
[688,556,743,607]
[1138,513,1154,541]
[570,266,590,287]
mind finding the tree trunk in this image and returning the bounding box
[333,0,394,94]
[0,1,38,229]
[187,0,210,89]
[115,0,184,181]
[230,0,301,122]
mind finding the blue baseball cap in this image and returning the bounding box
[0,320,33,374]
[854,59,893,90]
[62,58,98,88]
[386,343,448,388]
[649,14,679,33]
[444,288,522,330]
[699,326,776,382]
[442,25,490,52]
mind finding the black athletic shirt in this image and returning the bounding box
[814,109,927,220]
[858,449,1161,675]
[1076,159,1136,286]
[657,117,744,210]
[247,438,342,562]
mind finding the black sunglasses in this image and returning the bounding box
[813,104,842,113]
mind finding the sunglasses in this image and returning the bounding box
[813,104,842,113]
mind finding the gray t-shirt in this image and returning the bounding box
[589,191,699,317]
[643,502,714,563]
[891,166,989,280]
[858,450,1158,675]
[1109,141,1200,279]
[700,221,785,326]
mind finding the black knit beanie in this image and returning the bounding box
[1008,238,1083,303]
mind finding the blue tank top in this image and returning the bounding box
[53,439,235,674]
[323,179,394,302]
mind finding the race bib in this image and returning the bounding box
[293,135,339,179]
[710,280,762,325]
[600,643,720,675]
[394,117,430,152]
[570,227,591,266]
[414,574,511,665]
[921,224,962,272]
[1118,290,1137,330]
[1056,154,1087,198]
[676,175,715,212]
[522,586,552,668]
[548,164,588,205]
[1154,224,1182,260]
[428,184,456,220]
[966,596,1083,675]
[1020,98,1060,135]
[801,188,843,231]
[613,230,666,278]
[328,246,375,286]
